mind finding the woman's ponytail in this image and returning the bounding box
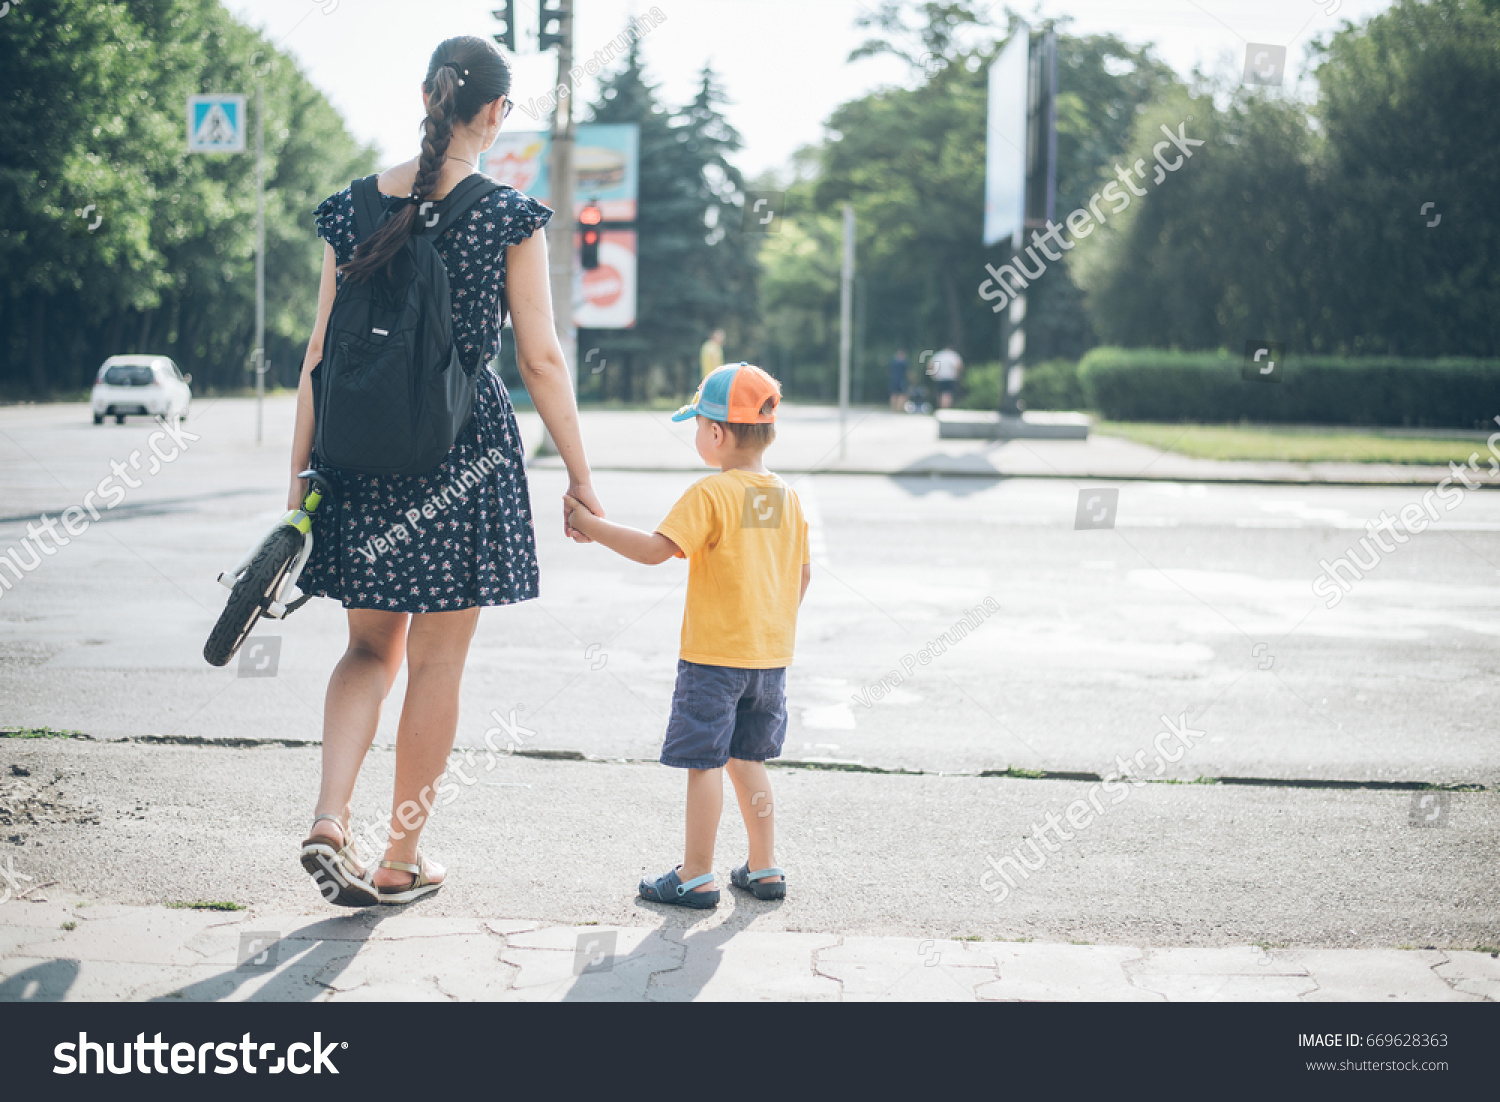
[341,38,511,283]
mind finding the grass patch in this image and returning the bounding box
[61,921,76,931]
[1098,422,1488,465]
[166,900,245,912]
[0,727,88,740]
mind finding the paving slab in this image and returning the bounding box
[0,955,214,1002]
[649,931,840,1002]
[817,937,999,1002]
[160,937,364,1002]
[1284,949,1478,1002]
[320,933,514,1002]
[976,943,1157,1002]
[502,925,682,1002]
[1125,947,1317,1002]
[1432,951,1500,1001]
[13,906,247,968]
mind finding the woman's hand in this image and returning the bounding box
[564,480,603,542]
[287,475,308,512]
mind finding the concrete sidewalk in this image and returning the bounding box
[2,738,1496,1002]
[519,405,1492,487]
[3,898,1496,1002]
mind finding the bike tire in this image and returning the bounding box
[202,525,305,668]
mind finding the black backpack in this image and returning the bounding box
[313,173,507,477]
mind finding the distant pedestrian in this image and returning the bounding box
[889,349,910,412]
[928,345,963,409]
[563,363,810,909]
[700,328,726,378]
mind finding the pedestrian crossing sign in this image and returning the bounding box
[187,94,247,153]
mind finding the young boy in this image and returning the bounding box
[563,363,810,908]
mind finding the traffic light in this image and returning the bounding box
[579,200,602,270]
[491,3,516,52]
[539,0,569,52]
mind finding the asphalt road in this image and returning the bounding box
[2,397,1496,947]
[3,739,1494,948]
[1,396,1498,789]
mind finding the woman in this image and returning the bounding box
[287,36,602,905]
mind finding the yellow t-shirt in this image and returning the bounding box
[655,470,810,669]
[700,339,724,378]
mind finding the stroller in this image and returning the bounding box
[903,381,934,414]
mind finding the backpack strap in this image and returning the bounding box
[432,177,516,328]
[350,175,385,243]
[439,174,505,227]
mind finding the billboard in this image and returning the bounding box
[983,31,1028,248]
[482,123,639,221]
[574,229,637,329]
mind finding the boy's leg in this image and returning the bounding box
[680,768,723,891]
[726,759,782,882]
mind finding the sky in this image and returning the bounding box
[225,0,1395,179]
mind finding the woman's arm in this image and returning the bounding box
[287,244,339,509]
[507,228,602,539]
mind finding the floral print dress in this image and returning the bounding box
[299,180,552,612]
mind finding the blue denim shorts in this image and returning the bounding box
[661,660,788,770]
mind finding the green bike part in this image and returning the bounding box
[279,509,314,536]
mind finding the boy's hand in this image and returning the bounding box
[562,492,597,541]
[563,482,603,543]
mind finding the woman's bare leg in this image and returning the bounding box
[373,606,481,888]
[311,609,408,858]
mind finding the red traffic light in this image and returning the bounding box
[578,204,603,227]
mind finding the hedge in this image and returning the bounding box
[957,359,1086,412]
[1077,348,1500,428]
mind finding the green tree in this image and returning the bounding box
[1074,0,1500,357]
[577,40,759,402]
[1313,0,1500,355]
[0,0,375,396]
[758,1,1179,400]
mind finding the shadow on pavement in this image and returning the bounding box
[0,958,81,1001]
[561,896,781,1002]
[149,913,387,1003]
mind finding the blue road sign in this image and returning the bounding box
[188,94,247,153]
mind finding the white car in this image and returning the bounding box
[91,355,192,424]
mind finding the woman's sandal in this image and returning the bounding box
[730,863,786,900]
[638,866,719,910]
[299,814,377,907]
[375,852,443,905]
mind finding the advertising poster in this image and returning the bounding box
[574,229,636,329]
[483,123,639,221]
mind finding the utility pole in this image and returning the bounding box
[838,203,854,457]
[254,81,266,444]
[545,0,576,386]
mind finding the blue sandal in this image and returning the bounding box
[731,863,786,900]
[639,866,720,909]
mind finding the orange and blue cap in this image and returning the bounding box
[672,362,781,424]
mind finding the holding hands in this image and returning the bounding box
[564,481,603,542]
